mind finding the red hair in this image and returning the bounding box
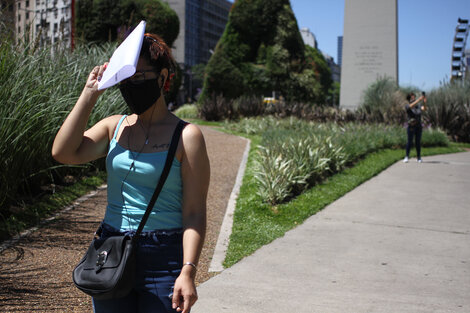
[141,33,177,92]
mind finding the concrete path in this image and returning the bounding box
[193,152,470,313]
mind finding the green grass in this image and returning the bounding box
[223,142,466,268]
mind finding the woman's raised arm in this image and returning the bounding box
[52,63,118,164]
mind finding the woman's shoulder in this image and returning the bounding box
[101,114,125,127]
[95,114,125,139]
[181,122,204,140]
[180,121,207,152]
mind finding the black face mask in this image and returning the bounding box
[118,79,162,115]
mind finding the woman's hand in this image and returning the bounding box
[84,63,108,97]
[172,271,198,313]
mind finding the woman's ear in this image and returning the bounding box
[159,68,169,89]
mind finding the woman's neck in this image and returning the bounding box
[138,98,170,125]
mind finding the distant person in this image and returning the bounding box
[403,92,427,163]
[52,33,210,313]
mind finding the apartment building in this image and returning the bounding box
[165,0,232,67]
[11,0,72,47]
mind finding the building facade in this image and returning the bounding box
[14,0,36,41]
[33,0,72,48]
[11,0,72,48]
[323,52,341,83]
[165,0,232,67]
[466,49,470,78]
[337,36,343,67]
[165,0,231,103]
[300,27,317,49]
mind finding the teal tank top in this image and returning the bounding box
[103,115,183,231]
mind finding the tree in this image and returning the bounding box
[200,0,326,104]
[75,0,179,47]
[75,0,181,104]
[304,45,332,104]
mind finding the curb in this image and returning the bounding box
[209,137,251,273]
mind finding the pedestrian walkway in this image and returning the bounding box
[192,151,470,313]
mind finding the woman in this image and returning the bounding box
[52,34,209,313]
[404,92,427,163]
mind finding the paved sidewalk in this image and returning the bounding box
[193,152,470,313]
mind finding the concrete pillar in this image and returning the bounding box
[340,0,398,110]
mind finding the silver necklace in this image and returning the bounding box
[120,116,152,228]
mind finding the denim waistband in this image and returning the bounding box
[98,222,183,238]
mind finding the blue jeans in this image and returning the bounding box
[92,223,183,313]
[406,125,422,159]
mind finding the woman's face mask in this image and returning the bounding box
[118,71,164,115]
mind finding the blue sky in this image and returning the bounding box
[289,0,470,91]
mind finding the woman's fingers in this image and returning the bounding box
[182,297,191,313]
[97,63,108,82]
[172,288,182,311]
[85,63,108,90]
[172,288,198,313]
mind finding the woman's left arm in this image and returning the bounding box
[172,124,210,313]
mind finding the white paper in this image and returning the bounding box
[98,20,146,90]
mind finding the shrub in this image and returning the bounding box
[233,95,265,117]
[174,104,198,119]
[357,76,407,124]
[425,81,470,142]
[199,94,236,121]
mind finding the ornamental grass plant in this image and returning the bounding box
[0,36,125,234]
[224,117,449,204]
[425,81,470,142]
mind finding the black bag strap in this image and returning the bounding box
[133,120,187,240]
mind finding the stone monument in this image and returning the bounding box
[340,0,398,110]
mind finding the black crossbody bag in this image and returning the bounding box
[72,120,187,300]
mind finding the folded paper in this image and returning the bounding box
[98,20,146,90]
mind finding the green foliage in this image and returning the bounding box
[328,82,340,106]
[75,0,179,47]
[203,46,245,99]
[139,0,179,45]
[201,0,327,104]
[303,45,332,103]
[174,104,198,119]
[425,81,470,142]
[357,76,406,124]
[199,94,236,121]
[358,77,470,143]
[232,95,265,117]
[0,38,126,214]
[224,117,449,204]
[189,63,206,99]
